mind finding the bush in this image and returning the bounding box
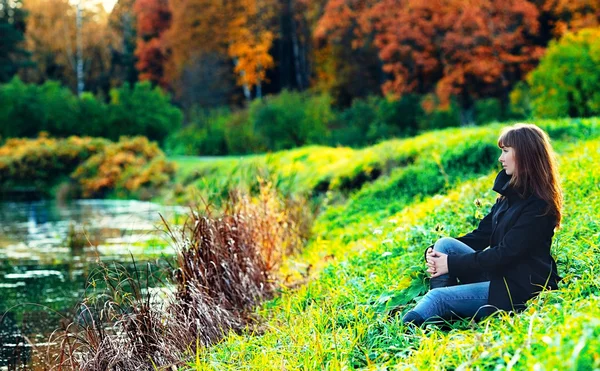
[0,77,48,138]
[368,94,422,140]
[331,95,423,147]
[76,92,109,137]
[71,136,176,199]
[164,107,230,155]
[331,98,376,147]
[107,81,183,143]
[418,94,461,130]
[249,90,332,151]
[39,80,80,136]
[509,81,533,119]
[474,98,504,125]
[0,135,109,193]
[224,110,263,154]
[0,78,183,142]
[528,27,600,118]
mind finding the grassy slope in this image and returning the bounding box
[183,119,600,370]
[168,118,595,202]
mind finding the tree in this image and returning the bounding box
[270,0,319,92]
[20,0,113,94]
[133,0,170,87]
[372,0,543,124]
[527,27,600,118]
[314,0,384,106]
[0,0,29,82]
[164,0,278,100]
[543,0,600,35]
[227,0,276,99]
[107,0,138,87]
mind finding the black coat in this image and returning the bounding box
[446,170,561,314]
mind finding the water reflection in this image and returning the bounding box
[0,200,185,369]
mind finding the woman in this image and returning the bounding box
[402,123,563,326]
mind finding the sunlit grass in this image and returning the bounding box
[186,132,600,369]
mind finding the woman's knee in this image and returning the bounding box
[433,237,455,253]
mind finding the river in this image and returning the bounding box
[0,199,186,369]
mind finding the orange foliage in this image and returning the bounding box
[21,0,113,88]
[544,0,600,35]
[164,0,277,91]
[72,137,175,198]
[228,0,276,89]
[133,0,171,87]
[371,0,543,106]
[314,0,374,46]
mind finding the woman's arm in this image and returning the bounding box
[447,200,554,275]
[422,201,497,262]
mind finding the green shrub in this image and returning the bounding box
[528,27,600,118]
[509,81,533,119]
[0,78,183,142]
[107,81,183,143]
[76,92,109,137]
[165,107,230,156]
[39,80,80,136]
[224,110,263,154]
[331,94,423,147]
[249,90,332,151]
[331,98,376,147]
[0,77,47,138]
[418,95,461,130]
[474,98,504,125]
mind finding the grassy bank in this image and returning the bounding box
[184,119,600,369]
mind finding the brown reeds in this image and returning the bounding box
[46,180,313,370]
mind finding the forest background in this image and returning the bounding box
[2,0,600,156]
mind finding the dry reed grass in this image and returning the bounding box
[44,180,312,370]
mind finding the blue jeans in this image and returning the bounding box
[407,237,491,322]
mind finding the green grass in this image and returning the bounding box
[176,119,600,370]
[164,118,599,207]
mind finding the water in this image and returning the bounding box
[0,200,186,369]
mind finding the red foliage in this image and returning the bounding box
[373,0,544,107]
[133,0,171,87]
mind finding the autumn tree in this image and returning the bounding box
[370,0,543,124]
[20,0,113,94]
[163,0,233,107]
[314,0,384,106]
[227,0,276,99]
[133,0,170,87]
[543,0,600,35]
[108,0,138,87]
[165,0,278,101]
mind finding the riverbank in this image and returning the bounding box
[2,117,599,369]
[0,199,186,369]
[183,119,600,369]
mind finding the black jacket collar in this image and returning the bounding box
[492,169,530,200]
[492,169,512,196]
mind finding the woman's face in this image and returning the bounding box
[499,146,516,175]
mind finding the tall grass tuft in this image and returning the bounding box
[46,181,312,370]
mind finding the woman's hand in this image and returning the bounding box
[426,249,449,278]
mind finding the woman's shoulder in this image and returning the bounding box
[522,194,556,222]
[525,194,549,208]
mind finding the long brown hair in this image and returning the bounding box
[497,123,563,227]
